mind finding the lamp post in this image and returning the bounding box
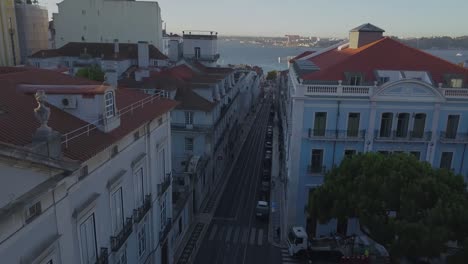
[8,17,17,66]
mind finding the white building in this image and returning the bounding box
[53,0,163,50]
[14,1,49,64]
[0,67,178,264]
[182,31,220,67]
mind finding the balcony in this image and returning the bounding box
[158,175,172,197]
[171,123,212,133]
[306,129,366,141]
[440,131,468,143]
[110,217,133,252]
[95,248,109,264]
[307,165,327,175]
[184,53,220,61]
[374,130,432,142]
[133,194,152,224]
[159,218,172,243]
[304,84,374,97]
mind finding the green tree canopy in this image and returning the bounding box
[266,70,277,80]
[75,65,105,82]
[308,153,468,260]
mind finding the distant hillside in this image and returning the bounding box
[391,36,468,50]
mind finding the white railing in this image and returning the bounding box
[304,84,374,97]
[61,94,161,148]
[441,88,468,98]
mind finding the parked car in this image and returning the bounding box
[255,201,269,220]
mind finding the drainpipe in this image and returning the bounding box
[459,143,467,175]
[332,100,341,166]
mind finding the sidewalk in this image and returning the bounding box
[173,99,264,264]
[269,113,287,248]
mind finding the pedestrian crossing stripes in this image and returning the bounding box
[207,224,267,246]
[280,248,301,264]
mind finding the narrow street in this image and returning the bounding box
[192,93,304,264]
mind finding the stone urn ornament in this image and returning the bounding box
[34,90,51,133]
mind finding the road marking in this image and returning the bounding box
[257,229,263,245]
[281,248,288,253]
[217,226,225,240]
[249,228,256,245]
[233,226,240,244]
[241,227,249,244]
[225,226,233,242]
[208,224,218,241]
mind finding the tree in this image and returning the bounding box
[75,65,105,82]
[266,70,277,80]
[308,153,468,260]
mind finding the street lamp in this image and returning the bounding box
[8,17,17,66]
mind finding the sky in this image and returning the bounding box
[43,0,467,38]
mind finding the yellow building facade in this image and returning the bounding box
[0,0,20,66]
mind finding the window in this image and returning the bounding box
[310,149,323,173]
[178,217,183,235]
[446,115,460,139]
[134,168,145,207]
[34,62,40,68]
[349,75,361,86]
[347,113,360,137]
[344,149,356,158]
[440,152,453,170]
[134,131,140,141]
[410,151,421,160]
[26,201,42,223]
[160,193,167,230]
[79,214,97,264]
[313,112,327,136]
[185,111,194,125]
[110,188,124,235]
[396,113,410,138]
[412,113,426,138]
[379,76,390,84]
[105,92,115,118]
[64,61,70,67]
[185,137,194,151]
[82,10,86,15]
[138,224,146,257]
[450,78,463,88]
[194,47,201,59]
[116,249,127,264]
[379,113,393,137]
[153,60,159,67]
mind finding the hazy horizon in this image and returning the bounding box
[44,0,468,38]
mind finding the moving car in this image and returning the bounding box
[255,201,269,219]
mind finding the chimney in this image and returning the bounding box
[138,41,149,68]
[349,23,384,49]
[114,39,119,55]
[31,91,62,159]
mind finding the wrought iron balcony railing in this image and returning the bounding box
[440,131,468,143]
[374,130,432,142]
[171,123,212,132]
[307,165,327,174]
[95,247,109,264]
[157,175,172,197]
[184,53,220,61]
[306,129,366,140]
[159,218,172,243]
[110,217,133,252]
[133,194,152,224]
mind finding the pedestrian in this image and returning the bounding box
[276,227,280,238]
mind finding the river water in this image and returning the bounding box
[218,40,468,72]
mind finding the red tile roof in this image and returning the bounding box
[19,84,109,95]
[0,68,178,161]
[174,85,216,112]
[30,42,168,61]
[300,37,468,85]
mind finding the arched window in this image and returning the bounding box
[105,91,115,118]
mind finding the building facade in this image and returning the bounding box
[14,1,49,64]
[29,41,168,84]
[282,24,468,236]
[182,31,220,67]
[0,68,178,264]
[53,0,163,50]
[0,0,20,66]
